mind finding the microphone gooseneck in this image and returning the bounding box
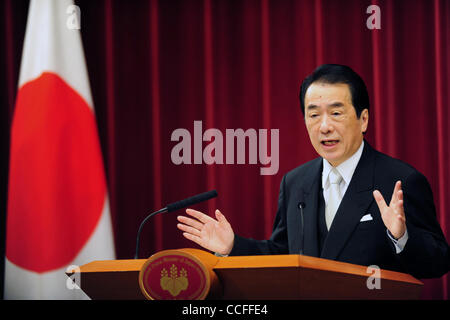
[134,207,166,259]
[298,195,306,255]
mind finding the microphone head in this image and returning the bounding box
[298,190,306,209]
[166,190,218,212]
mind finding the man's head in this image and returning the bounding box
[299,64,369,167]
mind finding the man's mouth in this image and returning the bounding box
[321,140,339,146]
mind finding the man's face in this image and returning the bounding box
[304,82,368,167]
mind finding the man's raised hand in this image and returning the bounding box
[373,180,406,239]
[177,209,234,255]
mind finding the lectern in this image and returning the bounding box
[66,248,422,300]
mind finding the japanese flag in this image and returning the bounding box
[5,0,115,299]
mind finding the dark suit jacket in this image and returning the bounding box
[230,141,450,279]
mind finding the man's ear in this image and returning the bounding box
[360,109,369,133]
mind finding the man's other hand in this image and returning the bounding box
[373,180,406,240]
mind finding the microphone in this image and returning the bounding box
[134,190,218,259]
[298,193,306,255]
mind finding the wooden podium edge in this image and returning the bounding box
[213,254,423,286]
[67,251,423,300]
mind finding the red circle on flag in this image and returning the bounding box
[6,72,107,273]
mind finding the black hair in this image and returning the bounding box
[299,64,370,118]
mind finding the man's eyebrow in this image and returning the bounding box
[306,104,319,110]
[328,102,344,107]
[306,102,344,110]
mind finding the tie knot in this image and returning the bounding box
[329,168,342,185]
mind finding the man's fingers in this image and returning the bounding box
[177,223,201,237]
[389,181,402,205]
[396,198,405,217]
[177,215,204,231]
[185,208,215,224]
[397,189,403,203]
[373,190,388,213]
[397,188,406,224]
[215,209,227,223]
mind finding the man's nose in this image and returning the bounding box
[319,115,333,133]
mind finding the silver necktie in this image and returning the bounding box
[325,168,343,230]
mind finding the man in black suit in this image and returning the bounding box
[177,64,449,279]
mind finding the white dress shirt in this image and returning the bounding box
[321,140,408,253]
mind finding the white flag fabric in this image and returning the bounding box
[5,0,115,299]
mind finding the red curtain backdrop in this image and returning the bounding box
[1,0,449,299]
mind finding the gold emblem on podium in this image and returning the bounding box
[160,264,188,297]
[139,249,211,300]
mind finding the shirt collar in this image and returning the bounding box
[322,140,364,189]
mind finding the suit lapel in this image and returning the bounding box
[295,158,321,258]
[320,141,376,260]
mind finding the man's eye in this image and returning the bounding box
[310,114,318,118]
